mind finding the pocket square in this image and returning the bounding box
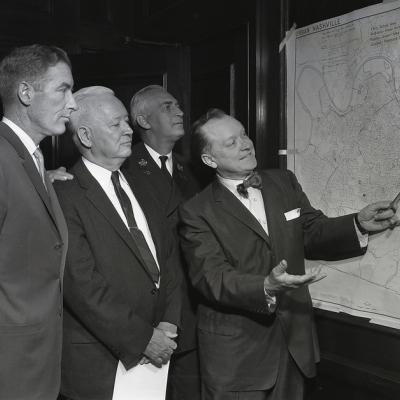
[284,208,300,221]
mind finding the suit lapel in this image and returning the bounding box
[73,160,156,284]
[212,179,271,246]
[46,174,68,279]
[259,171,289,256]
[0,122,60,237]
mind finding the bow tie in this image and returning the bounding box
[236,171,262,198]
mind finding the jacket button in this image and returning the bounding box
[54,242,63,250]
[151,288,157,295]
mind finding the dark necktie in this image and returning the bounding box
[111,170,160,283]
[159,155,172,184]
[236,171,262,198]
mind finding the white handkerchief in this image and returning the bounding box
[112,360,169,400]
[284,208,301,221]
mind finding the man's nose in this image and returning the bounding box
[240,136,252,150]
[174,105,184,117]
[67,91,78,111]
[122,120,133,134]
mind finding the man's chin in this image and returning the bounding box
[173,127,185,138]
[51,126,67,136]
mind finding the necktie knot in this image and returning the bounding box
[236,171,262,198]
[159,155,168,166]
[111,170,121,186]
[159,155,172,184]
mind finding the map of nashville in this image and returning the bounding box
[287,1,400,327]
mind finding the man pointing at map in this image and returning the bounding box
[179,108,399,400]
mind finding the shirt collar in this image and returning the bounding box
[144,143,173,168]
[217,175,245,194]
[217,173,256,194]
[2,117,38,156]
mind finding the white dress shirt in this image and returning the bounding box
[218,175,269,234]
[82,157,160,275]
[144,143,173,176]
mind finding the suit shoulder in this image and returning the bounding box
[53,174,82,199]
[180,182,213,210]
[123,143,148,171]
[0,136,15,156]
[130,142,147,158]
[261,168,298,187]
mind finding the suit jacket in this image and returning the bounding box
[0,122,68,400]
[55,158,181,400]
[123,142,200,352]
[179,169,366,391]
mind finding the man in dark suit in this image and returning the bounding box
[123,85,201,399]
[179,109,398,400]
[0,44,76,400]
[55,86,181,400]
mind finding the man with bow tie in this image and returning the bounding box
[179,108,398,400]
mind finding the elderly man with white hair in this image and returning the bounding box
[54,86,181,400]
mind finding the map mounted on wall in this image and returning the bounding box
[286,0,400,329]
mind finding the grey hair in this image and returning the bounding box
[129,84,165,131]
[68,86,115,148]
[68,86,114,132]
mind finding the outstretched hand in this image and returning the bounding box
[264,260,326,293]
[357,201,400,232]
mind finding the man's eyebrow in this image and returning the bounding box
[223,135,236,143]
[58,82,73,90]
[160,99,174,105]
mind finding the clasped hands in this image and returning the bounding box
[140,322,178,368]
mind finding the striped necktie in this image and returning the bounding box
[111,170,160,284]
[33,147,47,190]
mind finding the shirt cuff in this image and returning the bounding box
[264,287,277,313]
[354,218,368,248]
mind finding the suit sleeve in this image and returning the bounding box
[0,165,6,229]
[58,187,153,370]
[179,202,268,314]
[286,170,367,260]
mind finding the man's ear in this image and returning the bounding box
[136,115,151,130]
[201,153,217,169]
[76,126,93,148]
[17,81,34,106]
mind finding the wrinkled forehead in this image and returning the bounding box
[202,115,243,143]
[74,93,126,125]
[144,89,178,110]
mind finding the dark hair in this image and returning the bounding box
[191,108,227,160]
[0,44,71,105]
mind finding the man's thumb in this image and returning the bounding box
[273,259,287,275]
